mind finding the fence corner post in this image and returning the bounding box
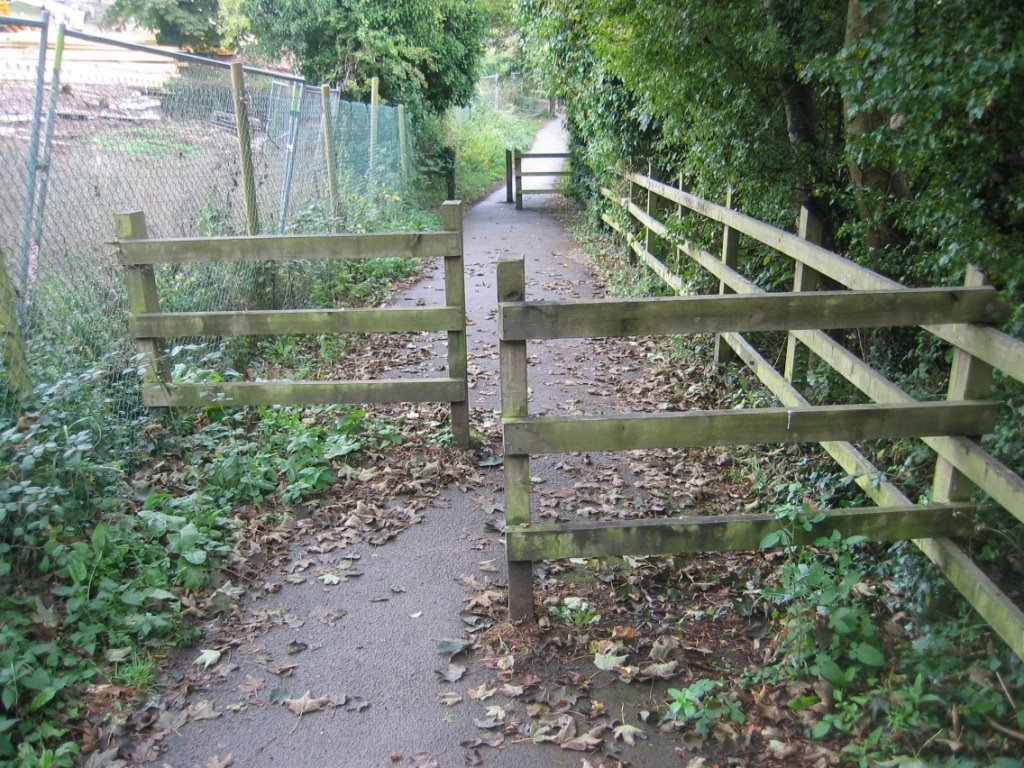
[714,186,740,366]
[783,205,824,382]
[229,63,259,235]
[115,211,167,399]
[932,264,994,503]
[505,149,514,204]
[397,103,409,182]
[0,249,32,406]
[497,254,534,620]
[320,84,340,218]
[442,201,469,448]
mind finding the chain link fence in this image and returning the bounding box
[0,16,413,429]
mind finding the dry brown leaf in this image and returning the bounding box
[282,691,331,716]
[560,724,606,751]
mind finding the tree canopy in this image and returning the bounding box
[519,0,1024,316]
[242,0,486,115]
[105,0,224,50]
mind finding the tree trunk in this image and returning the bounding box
[844,0,904,254]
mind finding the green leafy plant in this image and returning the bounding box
[548,597,601,628]
[666,678,745,736]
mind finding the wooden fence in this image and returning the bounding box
[506,150,571,209]
[498,177,1024,662]
[116,201,470,447]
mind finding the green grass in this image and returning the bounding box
[452,108,541,202]
[96,128,197,160]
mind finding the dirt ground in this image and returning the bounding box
[90,119,824,768]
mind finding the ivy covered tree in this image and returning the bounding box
[241,0,485,116]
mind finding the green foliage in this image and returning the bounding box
[0,369,226,761]
[547,596,600,628]
[241,0,485,118]
[519,0,1024,307]
[450,107,538,202]
[104,0,224,51]
[666,679,745,737]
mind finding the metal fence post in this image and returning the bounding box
[18,9,48,315]
[24,22,66,309]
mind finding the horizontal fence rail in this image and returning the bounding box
[118,202,470,446]
[118,232,462,265]
[510,150,571,209]
[596,171,1024,659]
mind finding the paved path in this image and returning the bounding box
[147,119,682,768]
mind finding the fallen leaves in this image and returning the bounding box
[193,649,222,670]
[281,691,333,716]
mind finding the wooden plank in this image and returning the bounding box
[504,401,998,455]
[499,287,1008,341]
[519,152,571,159]
[720,331,1024,663]
[791,325,1024,523]
[515,150,523,210]
[506,504,976,561]
[915,537,1024,661]
[142,377,464,408]
[626,170,1024,385]
[516,170,572,177]
[131,306,463,338]
[498,254,534,620]
[719,329,1024,661]
[118,231,461,266]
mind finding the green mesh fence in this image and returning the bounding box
[0,23,414,428]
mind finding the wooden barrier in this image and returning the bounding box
[117,201,470,447]
[497,255,1005,621]
[510,150,571,209]
[598,173,1024,659]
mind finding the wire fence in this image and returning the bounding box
[0,15,413,429]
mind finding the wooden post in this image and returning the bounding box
[784,206,824,382]
[115,212,167,398]
[442,201,469,448]
[505,149,514,204]
[498,255,534,620]
[932,265,995,503]
[714,187,740,365]
[369,76,379,175]
[0,249,31,405]
[514,150,523,210]
[321,85,339,217]
[230,63,259,235]
[645,161,654,258]
[397,103,409,181]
